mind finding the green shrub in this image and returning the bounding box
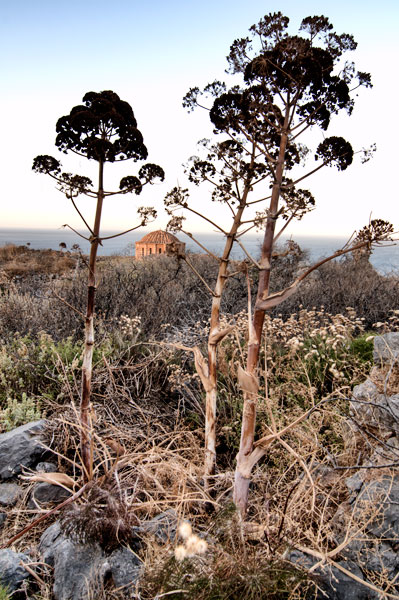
[0,333,114,407]
[1,392,42,431]
[349,333,374,363]
[0,585,10,600]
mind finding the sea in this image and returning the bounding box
[1,228,398,275]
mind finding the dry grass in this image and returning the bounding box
[0,244,76,277]
[0,248,398,597]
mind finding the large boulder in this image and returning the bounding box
[39,521,142,600]
[0,549,31,595]
[350,379,399,436]
[0,420,47,480]
[373,332,399,365]
[289,551,378,600]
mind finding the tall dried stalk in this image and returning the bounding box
[80,159,104,479]
[33,90,164,479]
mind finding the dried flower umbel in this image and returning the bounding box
[60,483,139,550]
[174,522,208,561]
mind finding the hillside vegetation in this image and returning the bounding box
[0,245,398,598]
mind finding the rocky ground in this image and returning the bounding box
[0,334,398,598]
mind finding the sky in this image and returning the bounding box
[1,0,398,238]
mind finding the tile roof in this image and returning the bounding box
[137,230,181,244]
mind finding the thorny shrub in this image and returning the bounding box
[1,247,397,342]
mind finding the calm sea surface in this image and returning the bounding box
[1,228,398,274]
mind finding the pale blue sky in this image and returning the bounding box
[1,0,398,236]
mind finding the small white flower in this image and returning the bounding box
[196,539,208,554]
[174,545,187,561]
[186,534,201,555]
[178,521,192,540]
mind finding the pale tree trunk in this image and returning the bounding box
[234,110,290,515]
[204,250,230,479]
[204,202,249,482]
[80,159,104,481]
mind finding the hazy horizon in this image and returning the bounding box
[2,0,398,236]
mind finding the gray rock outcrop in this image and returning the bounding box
[351,379,399,436]
[0,420,47,480]
[0,549,31,595]
[373,332,399,364]
[289,551,378,600]
[39,521,142,600]
[290,333,399,598]
[0,483,21,507]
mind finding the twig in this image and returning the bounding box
[51,290,85,318]
[182,255,217,296]
[20,561,46,587]
[234,238,261,269]
[181,230,220,261]
[61,224,90,241]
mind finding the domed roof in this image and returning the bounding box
[137,230,181,244]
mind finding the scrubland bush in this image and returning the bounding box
[0,255,398,598]
[0,244,75,277]
[0,268,394,600]
[1,249,397,344]
[0,393,42,431]
[275,257,399,329]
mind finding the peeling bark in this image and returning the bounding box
[203,198,250,481]
[233,107,290,515]
[80,159,104,481]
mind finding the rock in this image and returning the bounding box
[0,548,31,594]
[108,546,141,591]
[350,379,399,436]
[0,483,21,507]
[0,420,47,480]
[0,513,6,527]
[39,521,142,599]
[40,522,107,600]
[357,541,398,576]
[289,550,378,600]
[373,333,399,365]
[336,475,399,584]
[138,509,178,543]
[346,472,364,496]
[355,477,399,540]
[320,560,378,600]
[36,461,57,473]
[28,482,72,508]
[39,521,66,567]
